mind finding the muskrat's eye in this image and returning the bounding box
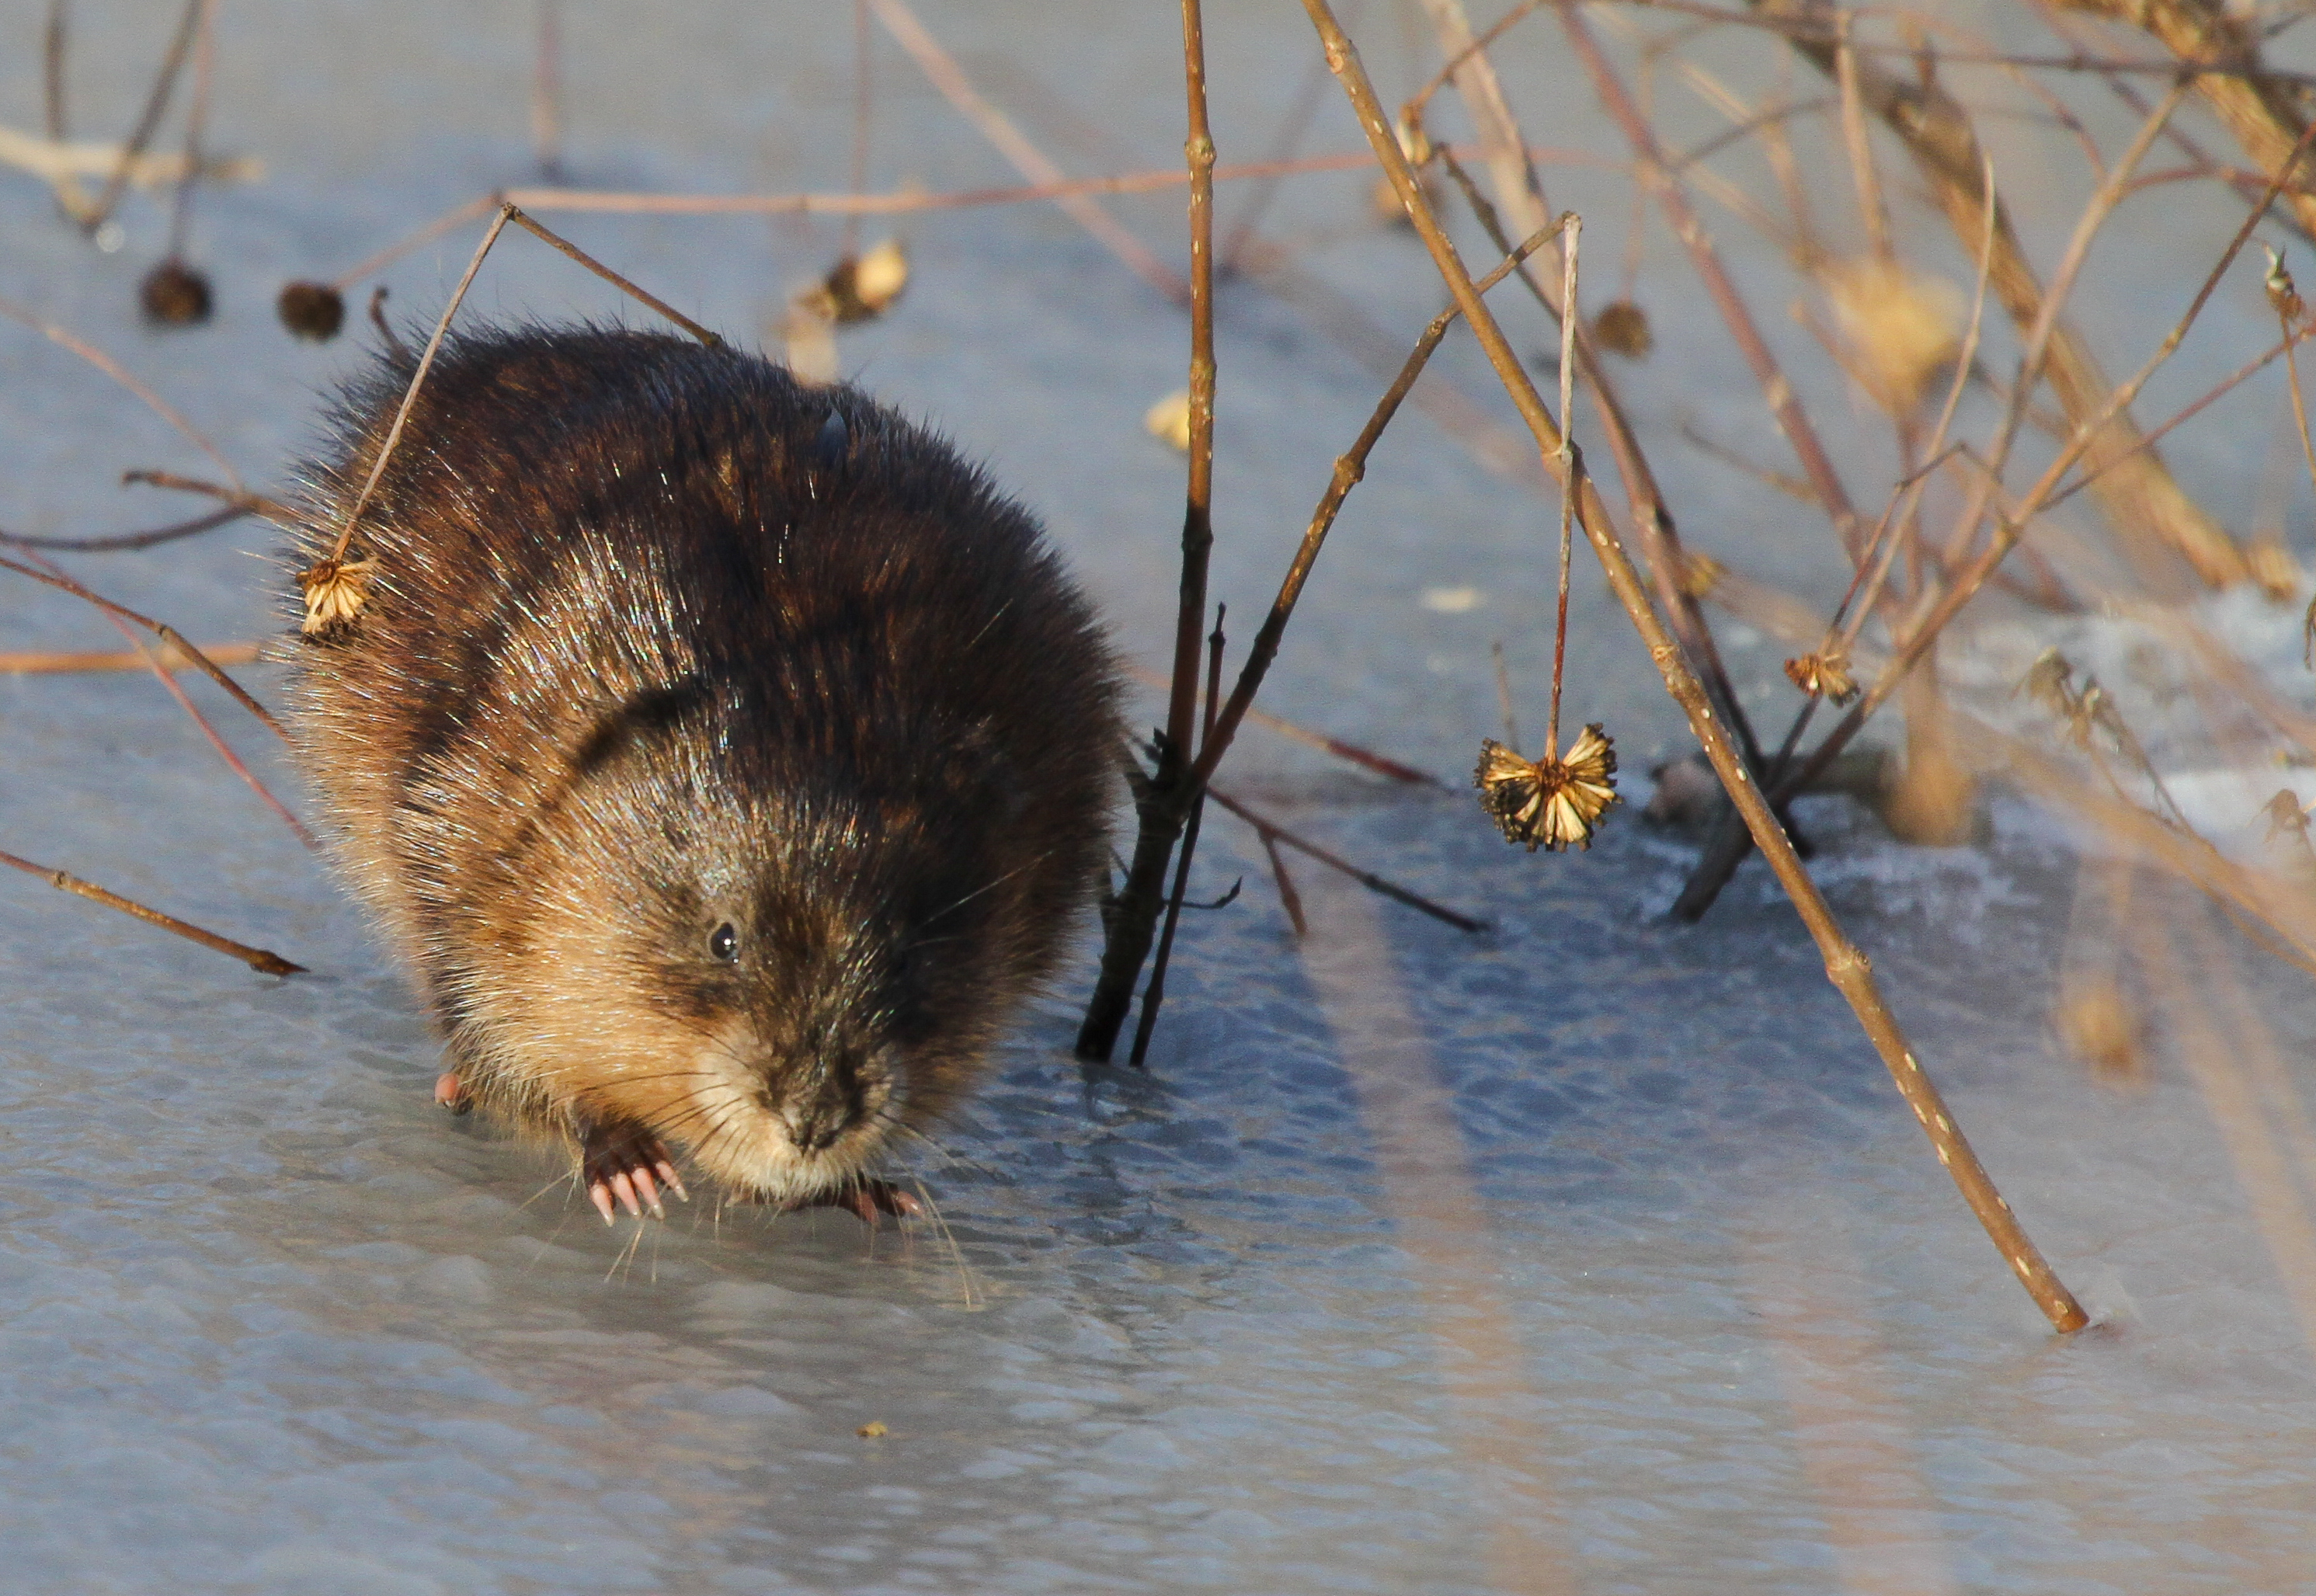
[709,922,739,963]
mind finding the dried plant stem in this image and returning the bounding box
[78,0,200,232]
[500,210,721,347]
[1546,217,1580,759]
[531,0,563,183]
[1125,664,1442,786]
[1079,214,1566,1059]
[122,470,297,526]
[329,202,721,574]
[1682,89,2233,920]
[1,641,258,673]
[2280,301,2316,510]
[1749,0,2245,586]
[1303,0,2086,1333]
[327,195,500,292]
[1561,2,1865,555]
[865,0,1188,304]
[845,0,871,258]
[0,293,240,490]
[163,0,216,259]
[1774,120,2316,811]
[1208,788,1487,934]
[0,506,245,553]
[1258,829,1309,938]
[1429,141,1768,784]
[325,206,513,566]
[1188,221,1569,802]
[1131,607,1227,1067]
[1492,640,1521,751]
[0,847,304,975]
[1077,0,1220,1062]
[0,553,283,740]
[2056,0,2316,237]
[13,545,308,848]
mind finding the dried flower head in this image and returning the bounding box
[139,258,213,326]
[277,280,346,342]
[1591,299,1653,360]
[1145,388,1192,452]
[801,238,909,326]
[1475,725,1620,852]
[2054,975,2143,1086]
[2266,243,2305,324]
[297,555,380,635]
[1783,648,1859,704]
[2263,787,2314,843]
[1676,551,1725,601]
[1824,256,1964,412]
[2017,647,2078,718]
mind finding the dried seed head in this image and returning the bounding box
[1145,388,1192,453]
[1824,256,1963,412]
[1393,110,1434,169]
[1783,648,1859,704]
[2263,787,2313,842]
[2017,647,2078,717]
[1677,551,1725,600]
[2054,975,2143,1087]
[1474,725,1620,852]
[277,280,346,342]
[802,238,909,326]
[1591,299,1653,360]
[2266,243,2305,324]
[297,556,379,635]
[139,258,213,327]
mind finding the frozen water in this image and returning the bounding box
[5,3,2316,1591]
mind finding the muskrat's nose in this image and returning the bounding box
[787,1066,867,1153]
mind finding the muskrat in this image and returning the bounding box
[284,325,1121,1223]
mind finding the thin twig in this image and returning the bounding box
[1208,788,1486,934]
[0,553,286,740]
[122,469,297,526]
[326,194,500,291]
[1125,664,1442,785]
[0,640,258,673]
[1546,217,1581,760]
[865,0,1189,303]
[163,0,217,259]
[79,0,200,233]
[1076,0,1222,1064]
[1132,604,1227,1066]
[501,208,722,347]
[1303,0,2087,1333]
[0,505,245,553]
[325,206,513,566]
[14,546,308,847]
[0,293,241,490]
[0,847,304,975]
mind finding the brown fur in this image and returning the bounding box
[284,326,1120,1209]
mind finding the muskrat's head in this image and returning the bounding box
[461,680,1062,1206]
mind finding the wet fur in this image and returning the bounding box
[285,326,1120,1208]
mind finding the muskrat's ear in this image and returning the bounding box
[572,677,713,777]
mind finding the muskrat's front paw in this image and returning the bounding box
[802,1177,925,1226]
[434,1071,471,1113]
[579,1119,690,1223]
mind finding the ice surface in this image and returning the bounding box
[4,3,2316,1592]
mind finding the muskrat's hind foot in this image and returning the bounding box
[579,1117,690,1223]
[802,1178,925,1226]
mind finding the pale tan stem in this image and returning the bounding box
[865,0,1188,303]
